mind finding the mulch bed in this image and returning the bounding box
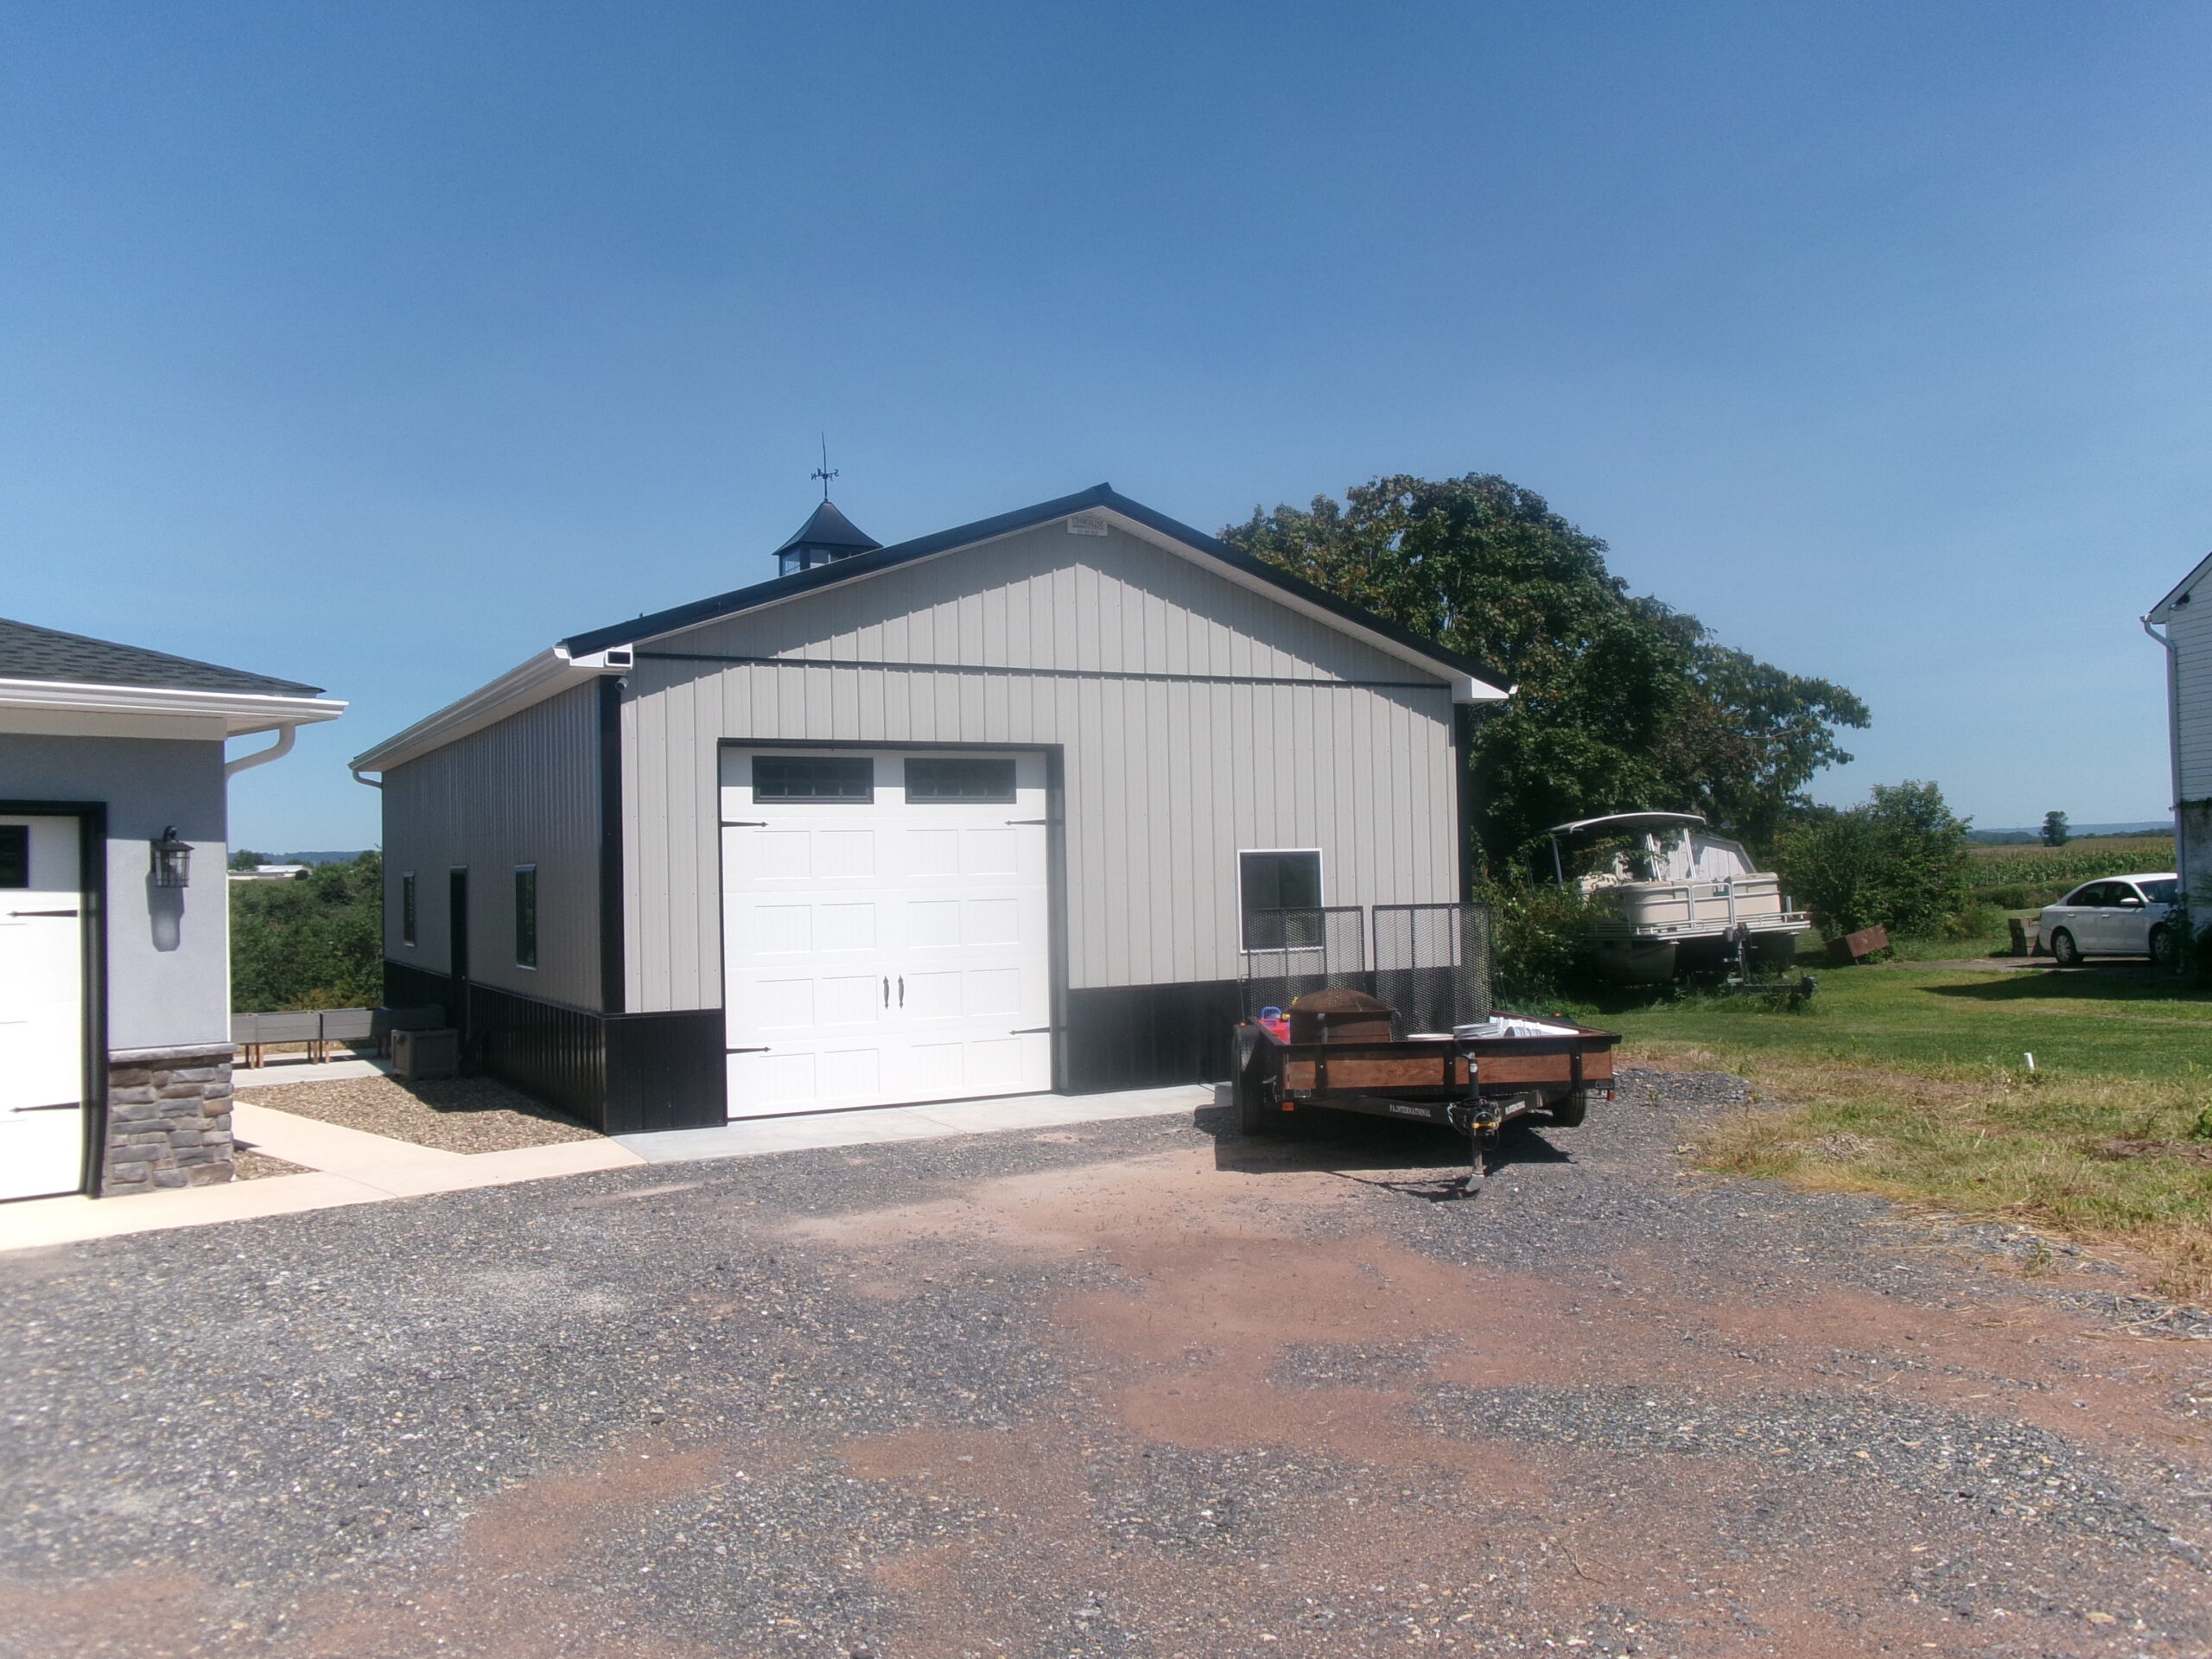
[240,1074,602,1155]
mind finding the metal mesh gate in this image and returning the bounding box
[1372,902,1493,1035]
[1239,906,1368,1021]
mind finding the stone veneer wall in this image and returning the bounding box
[103,1044,236,1195]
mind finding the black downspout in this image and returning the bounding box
[78,806,108,1196]
[597,675,626,1015]
[1452,702,1480,900]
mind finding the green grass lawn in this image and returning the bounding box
[1571,958,2212,1084]
[1547,958,2212,1302]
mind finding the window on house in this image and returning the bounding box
[752,755,874,802]
[513,866,537,968]
[0,825,28,888]
[904,757,1017,803]
[401,872,417,945]
[1239,849,1323,950]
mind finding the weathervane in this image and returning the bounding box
[810,434,837,501]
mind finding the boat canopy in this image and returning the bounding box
[1545,810,1709,839]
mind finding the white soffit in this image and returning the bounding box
[349,647,626,772]
[0,677,346,738]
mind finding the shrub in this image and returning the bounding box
[1475,877,1597,1004]
[1942,902,2007,940]
[230,852,384,1010]
[1774,780,1969,939]
[1970,881,2069,911]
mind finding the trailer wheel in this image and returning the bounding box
[1232,1026,1273,1137]
[1548,1091,1589,1128]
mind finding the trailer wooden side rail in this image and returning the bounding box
[1233,1014,1622,1181]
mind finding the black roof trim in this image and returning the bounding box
[562,483,1503,687]
[0,615,324,696]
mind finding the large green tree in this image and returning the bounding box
[229,851,385,1010]
[1222,474,1869,874]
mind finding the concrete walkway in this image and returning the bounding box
[232,1054,397,1089]
[0,1105,646,1253]
[0,1085,1214,1253]
[616,1084,1214,1163]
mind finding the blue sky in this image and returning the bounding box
[3,2,2207,847]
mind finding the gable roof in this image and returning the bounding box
[0,615,323,696]
[355,484,1510,773]
[563,482,1508,692]
[2150,550,2212,622]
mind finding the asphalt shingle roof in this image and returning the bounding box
[0,616,324,696]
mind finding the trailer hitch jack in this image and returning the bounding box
[1447,1101,1506,1193]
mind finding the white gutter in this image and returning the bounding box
[223,724,296,778]
[2143,613,2189,905]
[347,645,631,775]
[0,677,345,735]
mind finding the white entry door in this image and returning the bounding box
[720,750,1052,1118]
[0,816,88,1200]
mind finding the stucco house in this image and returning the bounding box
[0,618,344,1200]
[352,484,1508,1134]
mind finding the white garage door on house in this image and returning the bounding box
[0,815,87,1200]
[719,749,1052,1119]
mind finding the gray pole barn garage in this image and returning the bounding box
[353,485,1508,1133]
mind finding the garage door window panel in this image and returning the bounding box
[753,756,874,802]
[905,759,1017,803]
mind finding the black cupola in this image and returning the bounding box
[774,500,882,577]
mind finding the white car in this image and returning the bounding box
[2037,873,2182,967]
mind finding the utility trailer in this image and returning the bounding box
[1230,902,1620,1184]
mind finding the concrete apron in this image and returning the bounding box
[0,1085,1213,1254]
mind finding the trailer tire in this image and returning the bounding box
[1232,1027,1273,1137]
[1548,1092,1589,1128]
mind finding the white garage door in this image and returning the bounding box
[720,750,1052,1119]
[0,816,88,1200]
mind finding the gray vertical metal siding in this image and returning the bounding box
[381,681,601,1010]
[620,518,1459,1014]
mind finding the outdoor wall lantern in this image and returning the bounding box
[150,825,193,888]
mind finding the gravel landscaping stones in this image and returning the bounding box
[232,1148,312,1181]
[3,1067,2209,1657]
[240,1073,601,1153]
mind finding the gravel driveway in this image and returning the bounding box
[3,1070,2208,1658]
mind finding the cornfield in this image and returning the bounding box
[1966,839,2174,892]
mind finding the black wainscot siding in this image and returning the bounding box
[1064,980,1241,1093]
[603,1011,724,1134]
[379,961,726,1135]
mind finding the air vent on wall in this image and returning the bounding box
[1067,511,1109,537]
